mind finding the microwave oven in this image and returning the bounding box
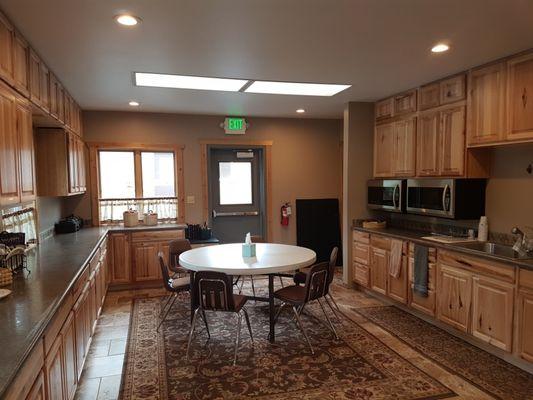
[406,178,486,219]
[367,179,405,213]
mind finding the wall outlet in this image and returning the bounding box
[186,196,195,204]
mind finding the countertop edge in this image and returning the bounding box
[353,226,533,270]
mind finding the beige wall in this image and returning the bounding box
[66,111,342,244]
[485,143,533,233]
[342,102,375,281]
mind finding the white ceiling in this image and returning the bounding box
[1,0,533,118]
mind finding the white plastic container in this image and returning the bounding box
[477,216,488,242]
[123,210,139,227]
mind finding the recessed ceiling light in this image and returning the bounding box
[135,72,249,92]
[129,101,140,107]
[296,108,306,113]
[431,43,450,53]
[115,14,141,26]
[245,81,350,96]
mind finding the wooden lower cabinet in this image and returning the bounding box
[436,264,472,332]
[408,259,436,316]
[73,285,89,379]
[109,233,131,284]
[353,261,369,287]
[133,241,160,281]
[517,289,533,362]
[388,256,408,304]
[26,371,46,400]
[44,335,65,400]
[60,312,77,400]
[370,247,388,295]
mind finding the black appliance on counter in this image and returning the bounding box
[54,215,84,234]
[406,178,486,219]
[367,179,405,213]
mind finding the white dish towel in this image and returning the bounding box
[389,239,403,278]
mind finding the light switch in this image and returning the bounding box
[186,196,195,204]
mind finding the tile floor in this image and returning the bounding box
[74,279,521,400]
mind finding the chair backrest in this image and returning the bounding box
[168,239,192,272]
[250,235,265,243]
[158,251,174,292]
[193,270,235,311]
[324,246,339,295]
[303,262,329,302]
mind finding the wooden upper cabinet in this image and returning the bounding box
[393,90,417,115]
[467,62,507,145]
[417,111,440,176]
[16,98,36,202]
[436,264,472,332]
[28,48,51,113]
[373,122,394,177]
[12,32,29,97]
[471,276,514,351]
[375,98,393,120]
[440,74,466,105]
[507,53,533,141]
[39,62,50,112]
[0,12,14,84]
[440,106,465,176]
[0,82,20,206]
[393,117,416,176]
[419,83,440,110]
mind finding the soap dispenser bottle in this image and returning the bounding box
[478,216,488,242]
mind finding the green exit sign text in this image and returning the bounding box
[223,117,247,134]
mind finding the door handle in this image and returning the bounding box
[442,184,450,213]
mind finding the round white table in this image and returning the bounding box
[179,243,316,342]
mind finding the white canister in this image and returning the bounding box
[123,210,139,227]
[143,211,158,226]
[477,216,488,242]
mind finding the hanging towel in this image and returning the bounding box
[389,239,403,278]
[413,244,429,297]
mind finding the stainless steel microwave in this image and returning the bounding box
[406,178,486,219]
[367,179,405,213]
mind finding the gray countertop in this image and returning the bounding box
[353,226,533,270]
[0,223,186,397]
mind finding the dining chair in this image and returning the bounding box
[187,270,253,365]
[293,247,341,319]
[157,252,190,331]
[273,261,337,354]
[168,238,192,277]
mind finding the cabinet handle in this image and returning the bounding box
[457,259,472,268]
[479,314,482,327]
[522,88,528,108]
[459,296,463,308]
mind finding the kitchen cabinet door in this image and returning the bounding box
[0,12,14,84]
[416,111,440,176]
[467,62,506,145]
[353,262,369,287]
[25,371,46,400]
[471,276,514,351]
[0,82,20,206]
[440,75,466,105]
[133,242,161,282]
[44,335,66,400]
[16,98,36,202]
[393,117,416,177]
[73,285,88,379]
[67,133,79,193]
[419,83,440,110]
[370,247,388,295]
[77,138,86,192]
[12,32,29,97]
[388,256,408,304]
[517,289,533,362]
[507,53,533,141]
[39,62,50,113]
[28,49,41,107]
[373,123,394,177]
[436,264,472,332]
[393,90,417,115]
[408,258,436,316]
[60,312,77,400]
[110,233,131,284]
[440,106,465,176]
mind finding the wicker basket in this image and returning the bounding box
[0,268,13,286]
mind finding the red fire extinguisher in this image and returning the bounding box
[280,202,292,226]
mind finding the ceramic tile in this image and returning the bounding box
[74,377,100,400]
[108,339,127,356]
[83,355,125,378]
[97,375,122,400]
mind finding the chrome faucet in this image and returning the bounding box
[512,227,533,255]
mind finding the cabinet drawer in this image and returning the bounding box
[410,288,436,316]
[370,235,391,251]
[519,268,533,290]
[438,250,515,284]
[419,83,440,110]
[353,262,369,287]
[440,74,466,104]
[353,243,369,265]
[131,229,184,243]
[393,90,417,115]
[353,230,370,244]
[375,97,393,120]
[408,259,436,290]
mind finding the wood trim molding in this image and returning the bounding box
[200,139,273,242]
[86,142,185,151]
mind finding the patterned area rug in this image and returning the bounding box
[354,305,533,400]
[120,293,455,399]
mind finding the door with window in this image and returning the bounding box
[209,147,265,243]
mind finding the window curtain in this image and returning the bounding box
[99,197,178,223]
[0,207,37,243]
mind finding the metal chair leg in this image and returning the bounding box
[328,293,342,312]
[159,293,173,317]
[186,308,200,360]
[242,308,254,342]
[279,276,284,287]
[318,298,339,340]
[200,309,210,339]
[157,293,177,332]
[273,302,286,324]
[324,295,342,322]
[233,313,242,365]
[292,305,314,354]
[239,275,246,294]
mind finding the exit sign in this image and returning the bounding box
[223,117,247,134]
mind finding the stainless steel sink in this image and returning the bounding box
[454,241,533,260]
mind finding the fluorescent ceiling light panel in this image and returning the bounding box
[245,81,350,96]
[135,72,248,92]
